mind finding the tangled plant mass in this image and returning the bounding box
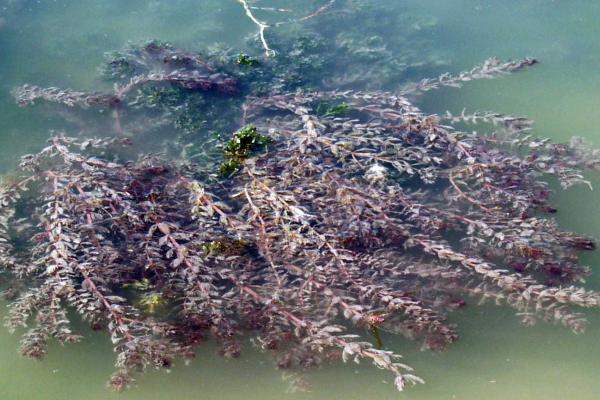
[2,33,600,392]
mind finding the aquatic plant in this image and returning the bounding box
[219,124,271,177]
[314,101,350,117]
[236,52,259,66]
[3,48,600,393]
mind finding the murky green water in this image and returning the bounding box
[1,1,599,399]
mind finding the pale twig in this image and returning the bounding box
[238,0,337,55]
[298,0,337,22]
[251,7,291,12]
[237,0,276,57]
[274,0,338,27]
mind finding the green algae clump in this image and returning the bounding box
[236,52,259,66]
[219,124,271,177]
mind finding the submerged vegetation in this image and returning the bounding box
[236,52,260,67]
[220,124,272,177]
[1,0,600,395]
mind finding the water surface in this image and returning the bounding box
[1,1,599,399]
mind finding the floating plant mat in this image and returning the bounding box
[1,0,600,396]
